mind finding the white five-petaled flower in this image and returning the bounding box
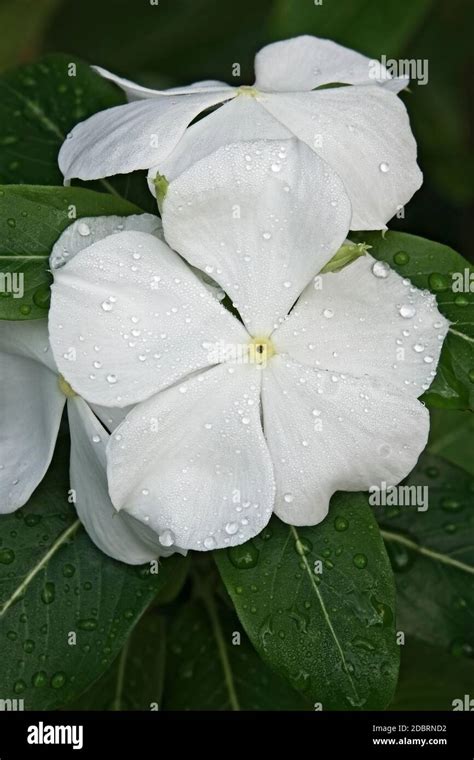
[0,214,187,564]
[49,139,448,554]
[58,35,422,230]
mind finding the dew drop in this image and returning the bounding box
[371,260,390,279]
[51,672,67,689]
[428,272,449,292]
[159,529,175,547]
[334,516,349,532]
[228,541,259,569]
[394,251,409,266]
[399,304,416,319]
[78,222,91,237]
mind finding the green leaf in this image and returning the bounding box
[68,612,167,710]
[269,0,433,59]
[0,185,140,320]
[389,639,474,711]
[0,440,189,710]
[351,230,474,411]
[0,54,123,186]
[377,452,474,659]
[216,497,399,710]
[163,572,309,711]
[429,408,474,476]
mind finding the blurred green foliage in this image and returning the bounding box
[1,0,472,259]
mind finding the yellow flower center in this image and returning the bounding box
[58,374,77,398]
[248,336,276,365]
[236,85,259,97]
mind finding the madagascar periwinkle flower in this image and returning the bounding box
[58,35,422,230]
[48,140,447,555]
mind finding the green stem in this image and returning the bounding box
[193,568,240,711]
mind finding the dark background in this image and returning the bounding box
[1,0,473,258]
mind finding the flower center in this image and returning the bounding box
[58,374,77,398]
[236,85,259,98]
[248,336,276,366]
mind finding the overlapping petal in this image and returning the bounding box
[107,363,275,551]
[49,229,248,407]
[68,397,178,563]
[261,356,429,525]
[163,138,351,336]
[151,95,292,187]
[254,35,400,92]
[0,321,64,513]
[50,212,163,269]
[259,86,422,230]
[273,254,449,396]
[58,90,235,181]
[94,65,235,99]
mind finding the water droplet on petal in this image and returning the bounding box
[372,261,390,279]
[78,222,91,237]
[399,304,416,319]
[159,530,175,547]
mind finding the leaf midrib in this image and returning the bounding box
[0,518,81,617]
[381,529,474,575]
[290,525,360,703]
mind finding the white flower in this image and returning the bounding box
[0,213,185,564]
[58,35,421,230]
[49,139,448,552]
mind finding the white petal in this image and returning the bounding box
[258,86,422,230]
[0,318,56,372]
[94,65,235,99]
[49,230,248,407]
[150,96,292,188]
[163,138,351,336]
[261,357,429,525]
[58,90,235,181]
[382,75,409,94]
[273,254,449,397]
[254,35,397,91]
[68,397,180,563]
[50,213,163,270]
[0,349,64,513]
[91,403,134,432]
[107,364,275,551]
